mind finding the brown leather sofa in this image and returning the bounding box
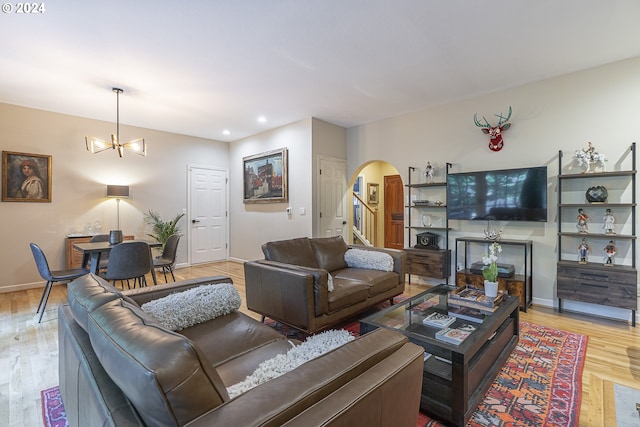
[58,273,423,427]
[244,236,406,334]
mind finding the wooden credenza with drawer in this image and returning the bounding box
[404,247,450,281]
[66,235,133,269]
[557,260,637,319]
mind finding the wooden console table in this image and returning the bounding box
[455,237,533,311]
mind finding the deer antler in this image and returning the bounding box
[495,106,512,126]
[473,113,491,129]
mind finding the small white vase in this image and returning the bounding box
[484,280,498,298]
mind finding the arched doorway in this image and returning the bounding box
[348,161,403,249]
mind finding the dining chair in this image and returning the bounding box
[103,241,152,289]
[153,234,181,282]
[89,234,110,274]
[30,243,90,323]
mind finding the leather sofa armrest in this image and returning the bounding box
[244,261,328,331]
[123,276,233,306]
[185,329,423,427]
[347,246,406,284]
[257,260,330,314]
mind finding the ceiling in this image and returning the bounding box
[1,1,640,142]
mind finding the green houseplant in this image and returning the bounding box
[144,210,185,249]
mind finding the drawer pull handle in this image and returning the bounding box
[580,273,608,279]
[581,282,608,289]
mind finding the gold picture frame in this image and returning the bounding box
[2,151,52,202]
[243,148,288,203]
[367,183,379,205]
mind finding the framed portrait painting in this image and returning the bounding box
[243,148,288,203]
[367,183,379,205]
[2,151,52,202]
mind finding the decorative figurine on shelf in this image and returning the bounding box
[577,208,589,233]
[578,238,590,264]
[573,141,608,173]
[604,240,616,266]
[603,208,616,235]
[425,162,434,182]
[483,220,502,241]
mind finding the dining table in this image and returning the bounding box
[73,240,162,285]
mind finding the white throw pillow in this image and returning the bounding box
[141,283,241,331]
[344,248,394,272]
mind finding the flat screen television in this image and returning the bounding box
[446,166,548,222]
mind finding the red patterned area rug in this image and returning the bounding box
[41,386,68,427]
[41,322,586,427]
[266,319,587,427]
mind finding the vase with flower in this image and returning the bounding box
[482,242,502,298]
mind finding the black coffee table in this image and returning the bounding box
[360,284,519,426]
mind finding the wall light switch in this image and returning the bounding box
[299,207,306,215]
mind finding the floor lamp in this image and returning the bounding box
[106,185,130,230]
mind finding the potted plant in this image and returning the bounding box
[481,242,502,298]
[144,210,185,250]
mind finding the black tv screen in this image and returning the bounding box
[446,166,547,222]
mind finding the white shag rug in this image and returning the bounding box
[344,248,394,272]
[141,283,241,331]
[227,329,355,399]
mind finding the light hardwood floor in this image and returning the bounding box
[1,261,639,427]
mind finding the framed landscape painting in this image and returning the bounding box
[243,148,288,203]
[2,151,52,202]
[367,183,379,204]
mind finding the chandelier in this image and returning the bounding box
[85,88,146,157]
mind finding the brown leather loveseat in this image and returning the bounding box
[58,273,423,427]
[244,236,406,334]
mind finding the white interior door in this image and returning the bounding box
[189,166,228,264]
[318,157,348,238]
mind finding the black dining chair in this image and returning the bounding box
[103,241,152,289]
[89,234,110,274]
[30,243,90,323]
[153,234,181,282]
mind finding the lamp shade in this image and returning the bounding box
[106,185,130,198]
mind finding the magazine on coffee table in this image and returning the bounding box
[422,311,456,328]
[435,323,477,345]
[447,305,487,323]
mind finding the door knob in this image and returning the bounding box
[192,219,200,224]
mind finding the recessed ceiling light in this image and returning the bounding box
[257,116,267,123]
[222,129,230,135]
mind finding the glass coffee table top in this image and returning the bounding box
[360,284,512,348]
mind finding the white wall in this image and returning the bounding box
[347,56,640,321]
[0,103,229,291]
[229,119,314,261]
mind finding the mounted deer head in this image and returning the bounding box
[473,106,512,152]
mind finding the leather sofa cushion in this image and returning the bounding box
[333,268,399,297]
[67,274,123,332]
[310,236,348,272]
[328,280,369,312]
[262,237,319,268]
[180,311,288,368]
[88,299,229,427]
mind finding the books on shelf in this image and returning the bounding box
[422,311,456,328]
[435,323,477,345]
[447,305,487,323]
